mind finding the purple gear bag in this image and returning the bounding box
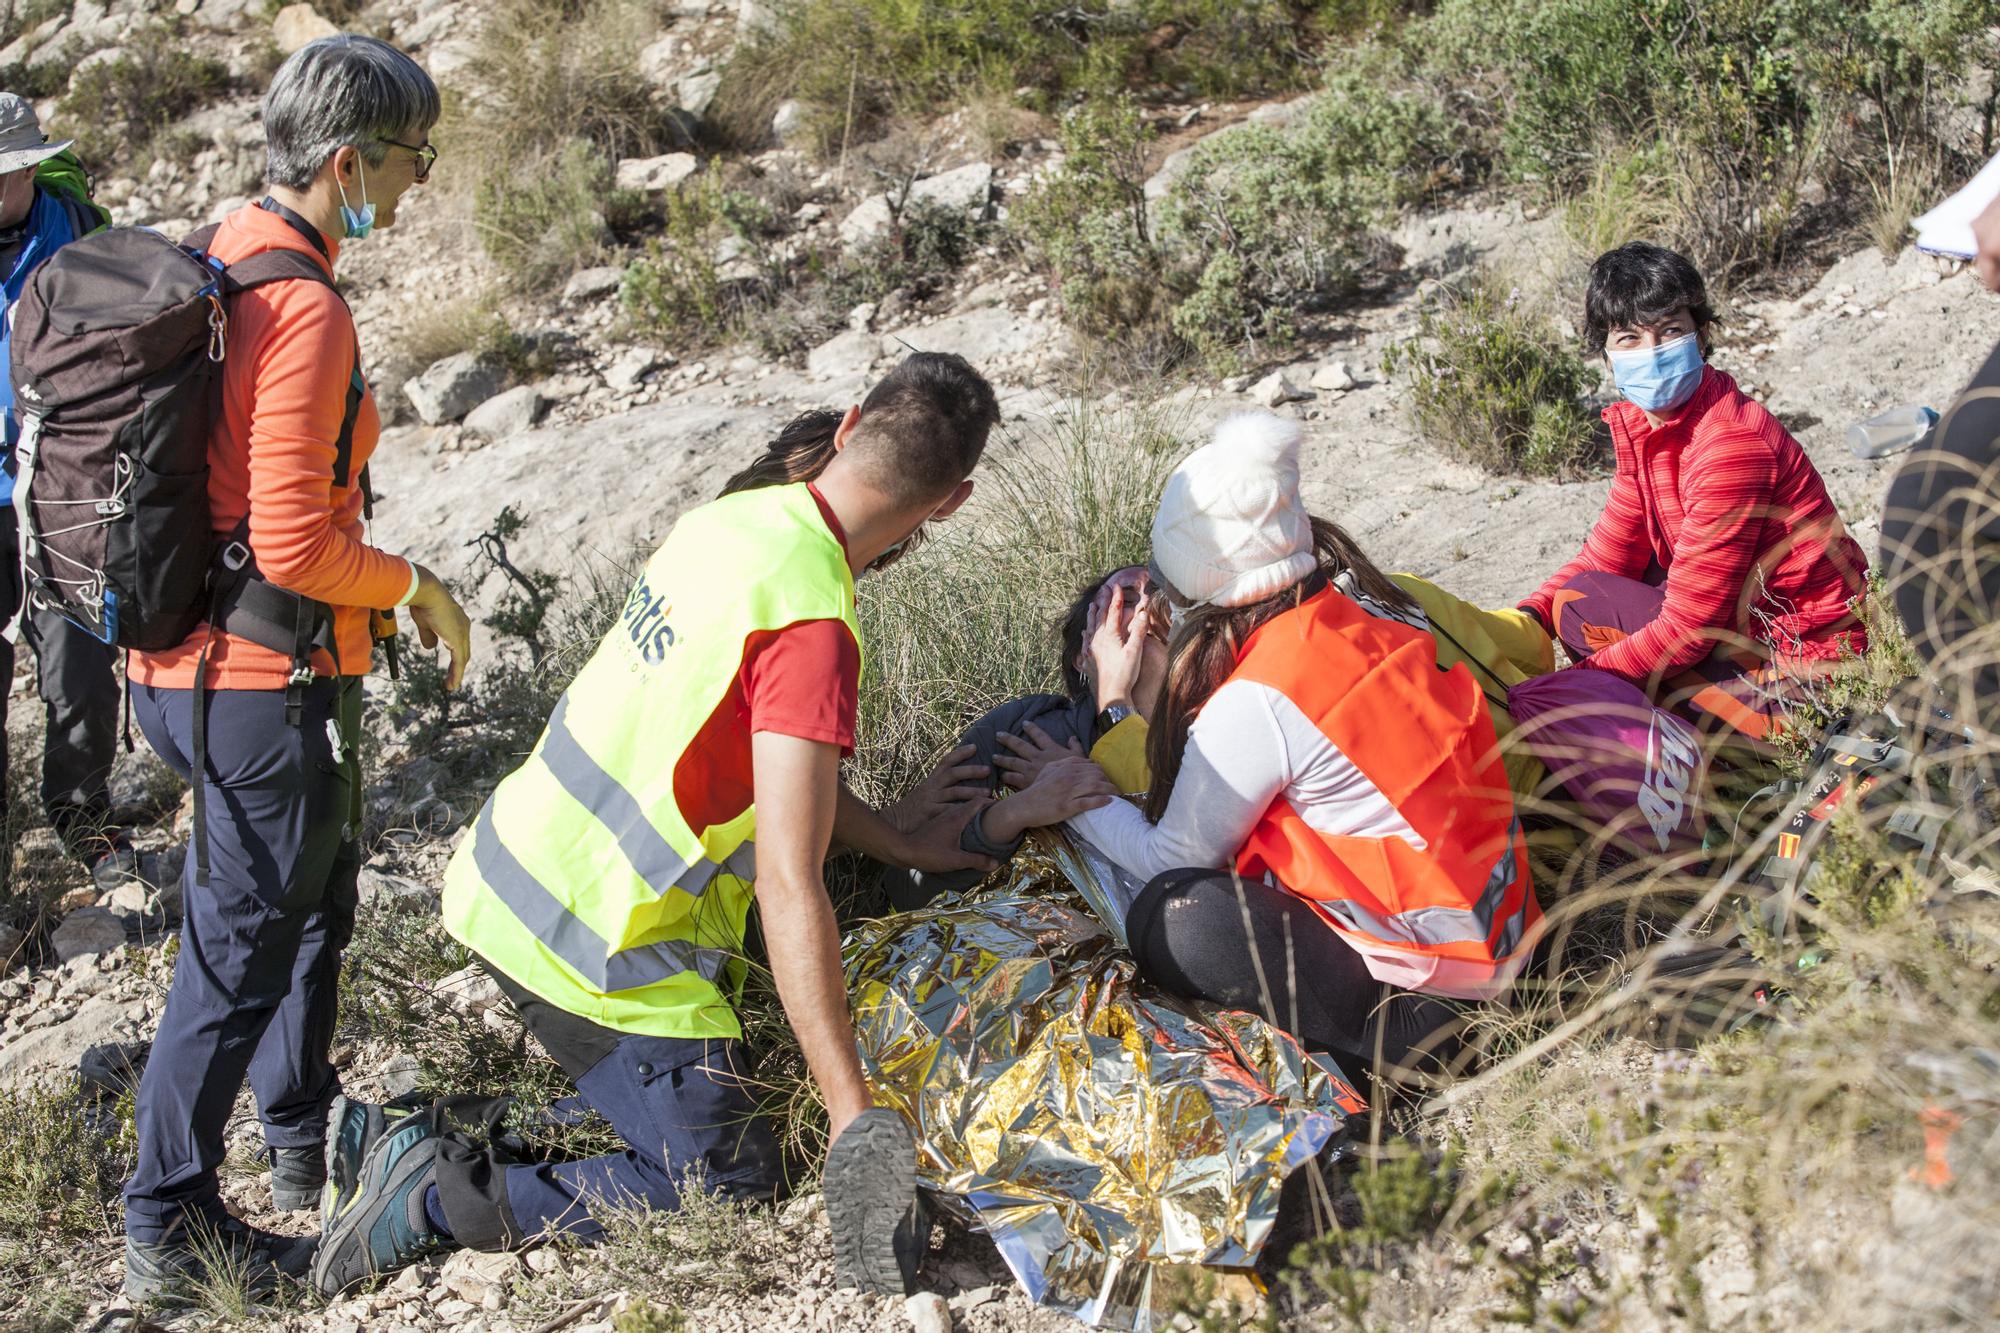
[1507,668,1708,856]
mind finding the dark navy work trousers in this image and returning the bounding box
[430,959,787,1251]
[122,677,361,1243]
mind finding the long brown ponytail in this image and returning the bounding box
[1141,516,1412,821]
[716,407,928,571]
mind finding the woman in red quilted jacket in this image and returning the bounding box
[1519,243,1870,741]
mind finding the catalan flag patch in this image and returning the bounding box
[1777,832,1801,859]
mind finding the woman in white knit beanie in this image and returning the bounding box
[1055,411,1540,1089]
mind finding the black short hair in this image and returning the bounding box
[849,352,1001,504]
[1582,242,1716,357]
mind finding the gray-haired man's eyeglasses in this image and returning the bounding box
[378,137,437,182]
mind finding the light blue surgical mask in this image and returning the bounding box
[336,159,375,240]
[1607,333,1705,413]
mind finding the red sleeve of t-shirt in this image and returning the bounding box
[742,618,860,755]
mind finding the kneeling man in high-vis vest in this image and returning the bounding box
[312,353,1045,1298]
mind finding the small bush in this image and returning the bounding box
[1382,283,1603,479]
[475,139,649,293]
[54,23,231,168]
[725,0,1332,155]
[620,173,776,346]
[0,1077,134,1322]
[451,0,679,292]
[1156,119,1379,370]
[1011,97,1170,352]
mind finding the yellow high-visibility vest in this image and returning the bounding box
[441,483,861,1039]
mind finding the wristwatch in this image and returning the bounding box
[1093,702,1133,742]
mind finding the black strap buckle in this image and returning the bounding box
[220,540,251,573]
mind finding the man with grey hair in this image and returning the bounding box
[119,36,472,1301]
[0,92,141,900]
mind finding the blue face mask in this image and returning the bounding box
[336,159,375,240]
[1607,333,1704,413]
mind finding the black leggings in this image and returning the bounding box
[1126,869,1470,1085]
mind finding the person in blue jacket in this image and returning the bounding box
[0,91,141,901]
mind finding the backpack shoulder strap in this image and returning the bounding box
[221,248,345,303]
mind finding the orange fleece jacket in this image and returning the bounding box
[131,204,412,690]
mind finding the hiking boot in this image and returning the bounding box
[320,1092,430,1230]
[269,1145,325,1213]
[823,1108,927,1296]
[311,1105,448,1297]
[123,1211,315,1304]
[88,839,145,896]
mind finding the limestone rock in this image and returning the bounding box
[463,385,546,441]
[838,195,895,247]
[405,353,506,425]
[840,163,994,247]
[677,70,722,120]
[807,329,877,381]
[637,35,681,91]
[1311,360,1358,393]
[614,152,699,194]
[605,347,659,393]
[771,99,805,145]
[272,3,340,54]
[1252,371,1310,407]
[357,865,435,906]
[432,964,504,1019]
[563,265,625,305]
[0,992,146,1078]
[0,923,24,968]
[186,0,262,30]
[906,1291,953,1333]
[51,907,126,963]
[909,162,993,215]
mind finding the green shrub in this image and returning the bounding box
[724,0,1333,155]
[53,23,231,168]
[1156,118,1378,370]
[474,138,648,293]
[1010,97,1167,347]
[1382,283,1603,479]
[620,172,776,346]
[450,0,678,292]
[0,1077,134,1319]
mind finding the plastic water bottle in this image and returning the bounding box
[1847,405,1937,459]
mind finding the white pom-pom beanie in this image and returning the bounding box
[1151,412,1315,609]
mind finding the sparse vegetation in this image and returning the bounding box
[720,0,1347,155]
[0,1078,135,1323]
[449,0,683,293]
[53,22,232,170]
[1382,282,1604,478]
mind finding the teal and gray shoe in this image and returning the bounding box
[124,1212,315,1304]
[320,1092,430,1231]
[310,1107,448,1297]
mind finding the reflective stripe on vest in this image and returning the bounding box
[440,482,859,1039]
[1315,817,1527,958]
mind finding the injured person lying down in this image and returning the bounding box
[894,413,1543,1089]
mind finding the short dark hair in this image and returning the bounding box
[849,352,1000,504]
[1582,242,1716,357]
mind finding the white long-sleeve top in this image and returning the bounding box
[1067,676,1426,883]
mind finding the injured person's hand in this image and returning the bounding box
[982,755,1118,845]
[885,743,994,832]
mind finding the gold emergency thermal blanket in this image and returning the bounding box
[844,834,1366,1328]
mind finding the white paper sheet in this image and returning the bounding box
[1914,149,2000,261]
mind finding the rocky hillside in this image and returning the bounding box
[3,0,1999,1329]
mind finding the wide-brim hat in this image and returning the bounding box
[0,93,72,175]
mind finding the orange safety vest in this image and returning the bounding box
[1231,588,1538,999]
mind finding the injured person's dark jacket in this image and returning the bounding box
[881,692,1099,911]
